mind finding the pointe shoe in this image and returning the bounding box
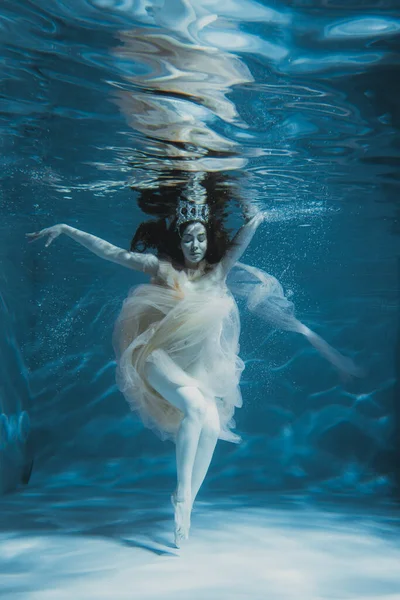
[171,493,190,547]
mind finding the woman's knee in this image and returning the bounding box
[179,386,208,422]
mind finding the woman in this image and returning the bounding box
[27,195,359,547]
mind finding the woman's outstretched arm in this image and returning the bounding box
[26,224,159,275]
[218,212,265,277]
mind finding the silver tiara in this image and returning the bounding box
[176,200,210,227]
[176,172,209,228]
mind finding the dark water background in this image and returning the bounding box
[1,0,400,501]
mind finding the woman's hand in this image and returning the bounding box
[254,211,266,224]
[247,210,267,226]
[26,224,65,247]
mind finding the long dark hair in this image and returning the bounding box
[130,172,245,269]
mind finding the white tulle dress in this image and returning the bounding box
[113,259,360,445]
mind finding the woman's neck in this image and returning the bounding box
[183,259,207,277]
[184,258,205,271]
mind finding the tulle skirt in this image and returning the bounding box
[113,279,245,444]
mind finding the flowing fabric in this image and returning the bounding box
[113,260,244,444]
[113,259,361,445]
[229,262,362,378]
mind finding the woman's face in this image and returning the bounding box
[180,221,208,265]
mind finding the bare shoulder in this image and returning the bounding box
[206,262,226,284]
[137,253,159,275]
[150,258,177,283]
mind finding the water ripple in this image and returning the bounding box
[2,0,398,210]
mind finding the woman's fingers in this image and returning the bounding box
[26,224,63,248]
[26,228,56,245]
[26,231,43,242]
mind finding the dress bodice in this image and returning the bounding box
[153,260,228,299]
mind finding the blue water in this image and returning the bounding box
[1,0,400,597]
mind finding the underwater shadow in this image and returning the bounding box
[0,481,179,557]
